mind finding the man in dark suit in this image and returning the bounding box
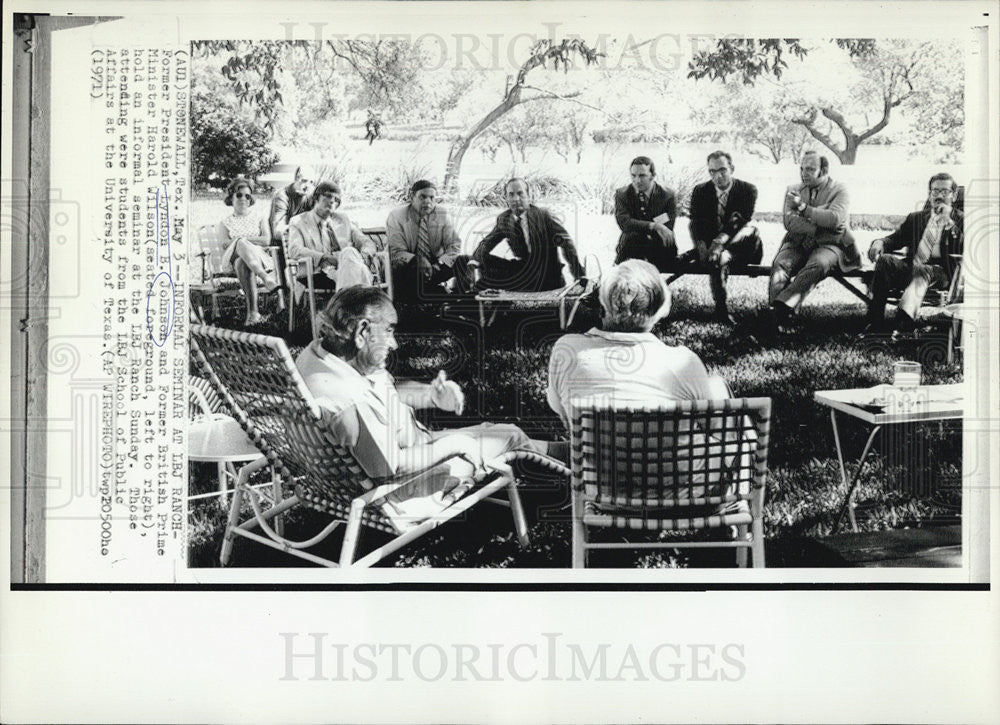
[688,150,763,324]
[866,173,963,333]
[471,178,585,292]
[269,164,316,243]
[614,156,677,271]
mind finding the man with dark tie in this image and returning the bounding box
[687,150,762,324]
[386,179,474,301]
[613,156,678,271]
[471,178,585,292]
[865,173,963,334]
[768,151,862,331]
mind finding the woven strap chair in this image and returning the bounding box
[190,323,569,568]
[190,224,285,322]
[472,254,602,330]
[569,396,771,568]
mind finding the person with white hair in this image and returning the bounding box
[296,286,566,530]
[546,260,721,426]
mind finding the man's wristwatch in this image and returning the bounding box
[797,202,807,213]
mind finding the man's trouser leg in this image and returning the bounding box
[391,259,420,302]
[869,254,909,326]
[773,245,840,311]
[898,262,948,319]
[478,256,532,291]
[711,228,762,315]
[615,230,676,272]
[768,237,807,305]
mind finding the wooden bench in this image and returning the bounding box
[665,262,874,305]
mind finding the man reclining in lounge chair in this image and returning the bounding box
[296,286,565,529]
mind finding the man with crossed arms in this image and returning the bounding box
[768,150,862,331]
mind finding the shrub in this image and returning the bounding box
[465,171,576,207]
[191,92,279,189]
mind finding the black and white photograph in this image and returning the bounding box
[3,2,998,722]
[185,31,975,570]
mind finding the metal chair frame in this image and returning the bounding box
[190,324,567,568]
[191,223,285,322]
[568,396,771,568]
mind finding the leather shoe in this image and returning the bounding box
[714,309,738,326]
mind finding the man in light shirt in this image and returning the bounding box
[386,179,474,301]
[286,181,376,291]
[865,173,964,333]
[296,287,565,530]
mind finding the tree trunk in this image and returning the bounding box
[443,93,554,193]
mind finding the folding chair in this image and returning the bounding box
[190,224,285,322]
[473,254,602,330]
[569,396,771,568]
[190,324,568,568]
[283,230,393,338]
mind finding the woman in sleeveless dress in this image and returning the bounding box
[217,177,282,326]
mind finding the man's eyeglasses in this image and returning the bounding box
[929,187,954,196]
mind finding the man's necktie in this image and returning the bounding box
[416,214,434,265]
[915,214,944,264]
[638,191,648,209]
[513,214,530,255]
[717,188,730,226]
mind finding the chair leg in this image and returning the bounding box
[339,502,365,567]
[219,472,247,566]
[735,524,749,568]
[751,518,765,568]
[506,478,530,548]
[571,490,586,568]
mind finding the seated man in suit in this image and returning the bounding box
[688,150,763,324]
[286,181,376,292]
[768,151,862,330]
[614,155,678,271]
[471,178,584,292]
[268,164,316,244]
[386,179,474,301]
[296,286,565,530]
[865,173,964,334]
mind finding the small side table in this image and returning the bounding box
[189,414,283,534]
[814,383,963,533]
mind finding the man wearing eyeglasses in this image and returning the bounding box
[687,150,762,325]
[269,165,316,243]
[865,173,964,334]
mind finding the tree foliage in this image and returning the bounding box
[442,38,605,190]
[190,91,279,188]
[688,38,963,164]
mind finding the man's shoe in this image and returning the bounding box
[714,309,738,326]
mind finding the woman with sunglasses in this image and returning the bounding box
[217,176,283,326]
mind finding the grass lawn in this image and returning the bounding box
[187,214,963,569]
